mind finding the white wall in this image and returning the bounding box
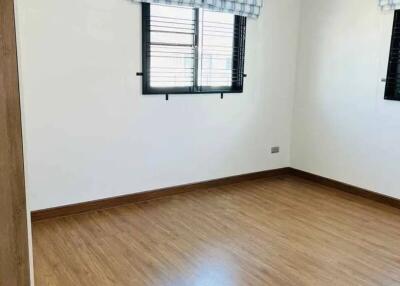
[16,0,301,210]
[292,0,400,199]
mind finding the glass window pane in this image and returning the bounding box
[149,5,195,88]
[198,10,235,87]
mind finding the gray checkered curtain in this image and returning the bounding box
[379,0,400,10]
[203,0,262,18]
[135,0,263,18]
[137,0,203,8]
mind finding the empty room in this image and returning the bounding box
[2,0,400,285]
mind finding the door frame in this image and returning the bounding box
[0,0,32,284]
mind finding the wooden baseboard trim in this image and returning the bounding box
[31,167,291,222]
[32,167,400,222]
[289,168,400,209]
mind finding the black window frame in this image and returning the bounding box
[141,3,247,95]
[385,10,400,101]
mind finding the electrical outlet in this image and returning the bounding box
[271,146,280,154]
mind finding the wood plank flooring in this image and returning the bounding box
[32,176,400,286]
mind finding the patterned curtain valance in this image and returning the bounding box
[203,0,262,18]
[379,0,400,10]
[135,0,263,18]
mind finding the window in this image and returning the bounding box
[385,10,400,101]
[141,3,247,95]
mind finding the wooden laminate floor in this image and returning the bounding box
[33,176,400,286]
